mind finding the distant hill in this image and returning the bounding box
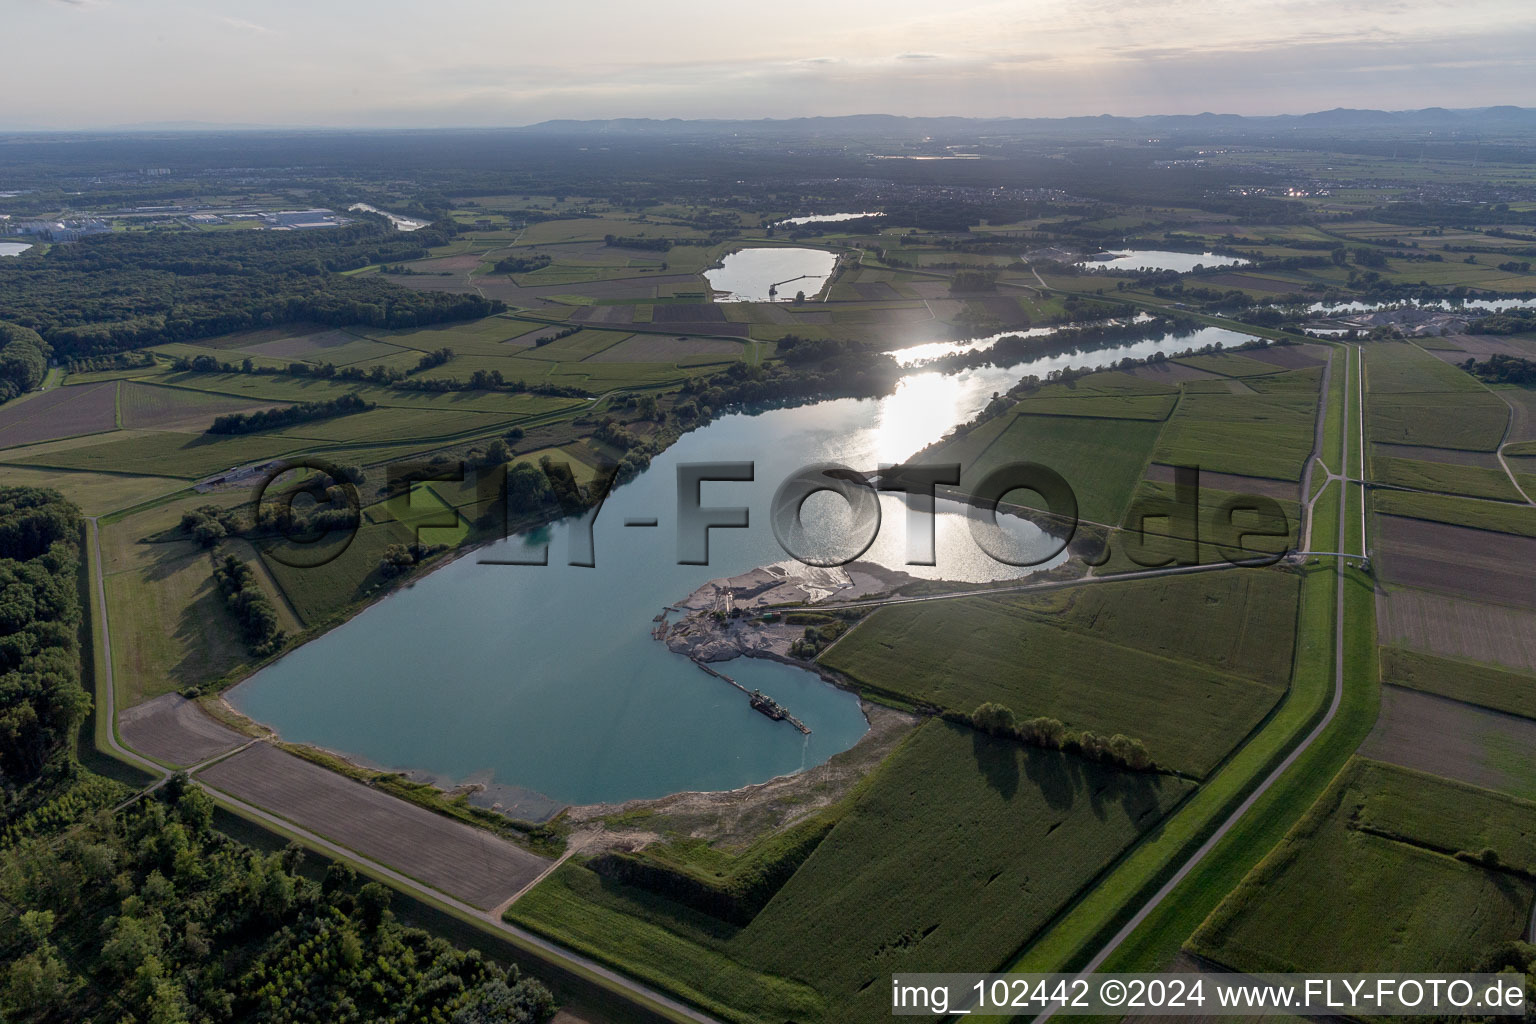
[519,107,1536,140]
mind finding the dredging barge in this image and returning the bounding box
[688,660,811,734]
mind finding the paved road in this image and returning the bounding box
[85,518,718,1024]
[1033,344,1358,1019]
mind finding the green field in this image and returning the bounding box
[11,429,301,479]
[922,412,1163,526]
[1172,352,1288,378]
[820,570,1298,777]
[1190,758,1536,972]
[509,721,1193,1024]
[1370,454,1525,502]
[1152,372,1319,481]
[1382,647,1536,720]
[1363,343,1510,451]
[1374,491,1536,538]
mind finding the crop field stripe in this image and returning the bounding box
[992,347,1376,994]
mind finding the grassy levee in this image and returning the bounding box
[1310,481,1340,553]
[1095,564,1378,973]
[1345,348,1367,557]
[977,557,1340,993]
[1320,345,1347,476]
[75,518,156,788]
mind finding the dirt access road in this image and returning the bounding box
[86,518,720,1024]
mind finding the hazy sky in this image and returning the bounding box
[5,0,1533,128]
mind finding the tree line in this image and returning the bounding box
[212,555,285,656]
[208,394,373,435]
[1462,353,1536,386]
[962,702,1155,772]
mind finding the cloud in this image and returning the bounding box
[221,16,274,35]
[895,52,940,60]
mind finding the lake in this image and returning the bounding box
[229,321,1239,814]
[1080,249,1248,273]
[348,202,427,232]
[0,241,34,257]
[1298,297,1536,314]
[705,247,838,302]
[775,212,882,227]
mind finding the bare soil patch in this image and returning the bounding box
[404,272,704,308]
[119,382,295,433]
[197,742,549,909]
[239,329,390,360]
[1437,334,1535,361]
[120,694,246,766]
[1145,463,1299,500]
[1501,387,1536,444]
[1200,273,1299,293]
[853,282,902,300]
[586,335,739,363]
[1378,587,1536,674]
[907,280,954,299]
[1245,344,1328,369]
[1361,686,1536,800]
[786,310,832,325]
[579,305,640,326]
[652,304,725,324]
[0,382,117,448]
[1375,514,1536,609]
[1127,362,1223,384]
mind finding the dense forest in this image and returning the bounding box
[0,220,502,357]
[0,482,558,1022]
[0,489,89,789]
[1,780,556,1022]
[0,324,51,406]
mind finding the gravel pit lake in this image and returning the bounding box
[229,320,1247,813]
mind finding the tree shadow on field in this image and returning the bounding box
[971,727,1022,801]
[973,727,1086,811]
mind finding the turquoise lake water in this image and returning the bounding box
[229,323,1250,811]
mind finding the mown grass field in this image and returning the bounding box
[821,570,1299,777]
[0,463,182,515]
[509,721,1193,1024]
[1190,758,1536,972]
[103,539,254,704]
[1381,647,1536,720]
[259,516,438,626]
